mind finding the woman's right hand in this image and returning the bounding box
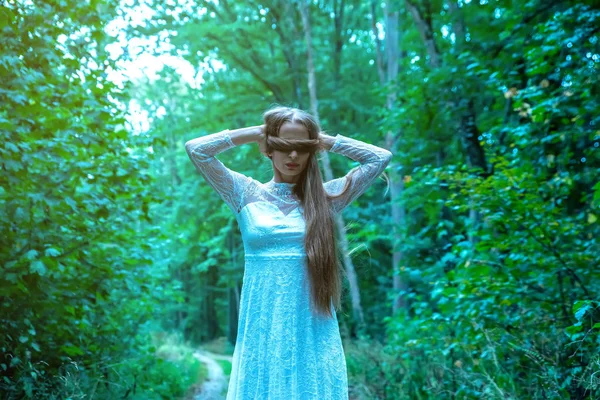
[257,124,269,157]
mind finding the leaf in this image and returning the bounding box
[61,345,84,356]
[29,260,47,276]
[574,304,591,321]
[4,142,19,152]
[468,264,491,277]
[565,323,582,335]
[44,248,61,257]
[24,249,39,260]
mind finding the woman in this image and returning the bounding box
[184,106,392,399]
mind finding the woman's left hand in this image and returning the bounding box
[318,132,336,151]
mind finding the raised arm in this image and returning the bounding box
[184,127,260,214]
[323,133,393,214]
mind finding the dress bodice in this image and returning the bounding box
[237,179,306,259]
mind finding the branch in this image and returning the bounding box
[205,33,285,101]
[405,0,441,67]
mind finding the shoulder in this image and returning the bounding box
[241,177,262,196]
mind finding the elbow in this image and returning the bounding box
[184,139,195,155]
[185,139,211,162]
[381,149,393,166]
[185,139,201,159]
[184,140,200,163]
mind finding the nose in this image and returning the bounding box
[289,150,298,159]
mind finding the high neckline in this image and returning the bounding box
[268,178,296,186]
[266,178,298,200]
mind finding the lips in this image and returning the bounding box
[286,163,299,168]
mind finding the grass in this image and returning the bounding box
[153,332,210,399]
[200,336,235,356]
[216,359,232,376]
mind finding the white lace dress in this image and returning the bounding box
[185,130,392,399]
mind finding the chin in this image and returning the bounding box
[278,165,304,174]
[281,171,303,178]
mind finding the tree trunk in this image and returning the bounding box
[268,0,304,107]
[372,0,409,313]
[370,0,385,84]
[206,264,219,339]
[405,0,441,68]
[299,0,366,333]
[332,0,345,92]
[331,0,346,127]
[386,4,409,313]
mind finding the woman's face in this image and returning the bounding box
[271,122,311,180]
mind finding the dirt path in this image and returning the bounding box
[192,350,233,400]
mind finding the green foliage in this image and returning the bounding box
[375,2,600,399]
[3,0,598,398]
[0,1,198,398]
[216,359,232,377]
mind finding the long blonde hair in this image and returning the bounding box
[263,105,357,318]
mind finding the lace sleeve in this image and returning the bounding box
[323,134,393,214]
[184,129,252,214]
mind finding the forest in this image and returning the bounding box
[1,0,599,399]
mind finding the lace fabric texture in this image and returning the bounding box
[185,130,392,399]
